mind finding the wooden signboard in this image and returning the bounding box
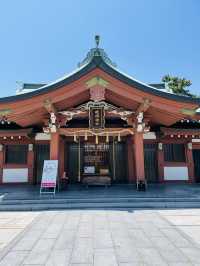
[40,160,58,195]
[89,106,105,130]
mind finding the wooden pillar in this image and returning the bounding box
[0,144,4,184]
[50,132,60,160]
[27,144,34,184]
[186,143,195,183]
[127,136,135,183]
[134,132,145,186]
[59,137,65,178]
[50,132,60,183]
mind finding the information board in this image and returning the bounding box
[40,160,58,194]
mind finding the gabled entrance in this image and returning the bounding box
[1,37,200,188]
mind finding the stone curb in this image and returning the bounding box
[1,201,200,211]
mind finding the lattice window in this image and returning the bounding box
[5,145,28,164]
[163,144,186,162]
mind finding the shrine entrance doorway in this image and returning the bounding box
[66,140,128,184]
[83,143,110,177]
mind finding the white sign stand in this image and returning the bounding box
[40,160,58,195]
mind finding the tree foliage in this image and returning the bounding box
[162,75,193,96]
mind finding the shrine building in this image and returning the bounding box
[0,37,200,189]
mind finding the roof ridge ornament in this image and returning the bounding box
[78,36,117,68]
[95,35,100,48]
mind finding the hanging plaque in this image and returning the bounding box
[89,105,105,130]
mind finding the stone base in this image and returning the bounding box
[136,180,147,191]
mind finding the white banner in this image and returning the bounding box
[41,160,58,188]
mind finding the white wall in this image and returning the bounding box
[192,139,200,143]
[164,166,189,181]
[3,168,28,183]
[143,132,156,140]
[35,133,51,140]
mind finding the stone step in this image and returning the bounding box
[1,196,200,205]
[1,200,200,211]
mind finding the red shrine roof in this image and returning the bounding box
[0,42,199,128]
[0,47,200,105]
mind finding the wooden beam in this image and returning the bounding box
[43,99,57,114]
[59,127,134,136]
[0,128,33,138]
[135,98,151,115]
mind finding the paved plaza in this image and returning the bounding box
[1,209,200,265]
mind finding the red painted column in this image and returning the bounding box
[27,144,34,184]
[59,137,65,178]
[127,136,135,183]
[133,132,145,183]
[50,132,60,183]
[0,144,4,184]
[50,132,60,160]
[186,143,195,183]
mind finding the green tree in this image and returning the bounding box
[162,75,193,96]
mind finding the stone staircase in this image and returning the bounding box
[1,195,200,211]
[1,184,200,211]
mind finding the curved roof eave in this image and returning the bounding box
[0,55,200,105]
[0,61,96,103]
[99,60,200,105]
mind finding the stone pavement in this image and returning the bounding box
[0,212,39,252]
[1,209,200,265]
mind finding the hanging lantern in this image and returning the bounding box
[177,134,181,138]
[158,143,163,150]
[106,133,109,143]
[188,143,192,150]
[0,144,3,151]
[170,134,174,138]
[11,136,14,140]
[95,135,99,144]
[73,133,77,142]
[118,132,121,142]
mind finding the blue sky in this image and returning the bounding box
[0,0,199,97]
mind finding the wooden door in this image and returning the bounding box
[34,144,50,184]
[111,142,128,183]
[144,144,158,183]
[67,143,84,184]
[193,150,200,182]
